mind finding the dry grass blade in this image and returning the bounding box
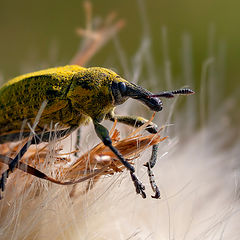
[64,126,166,181]
[70,1,125,66]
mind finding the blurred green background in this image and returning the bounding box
[0,0,239,98]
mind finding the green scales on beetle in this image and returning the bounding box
[0,65,194,198]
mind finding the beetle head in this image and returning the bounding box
[111,80,163,112]
[111,78,194,112]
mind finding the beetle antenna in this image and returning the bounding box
[150,88,195,98]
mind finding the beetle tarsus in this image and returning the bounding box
[130,171,146,198]
[144,162,161,199]
[151,186,161,199]
[145,143,161,198]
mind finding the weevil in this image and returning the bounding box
[0,65,194,198]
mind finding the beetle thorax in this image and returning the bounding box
[67,68,115,121]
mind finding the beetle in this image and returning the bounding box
[0,65,194,198]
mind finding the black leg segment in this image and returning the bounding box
[93,121,146,198]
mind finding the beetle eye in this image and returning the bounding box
[118,82,127,95]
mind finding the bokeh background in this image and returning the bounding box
[0,0,239,97]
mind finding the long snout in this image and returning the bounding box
[125,83,163,112]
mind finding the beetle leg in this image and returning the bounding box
[149,143,159,168]
[93,121,146,198]
[106,112,158,134]
[0,126,77,196]
[144,144,161,199]
[107,112,160,198]
[0,138,33,193]
[143,143,161,199]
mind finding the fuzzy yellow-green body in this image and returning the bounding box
[0,65,121,140]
